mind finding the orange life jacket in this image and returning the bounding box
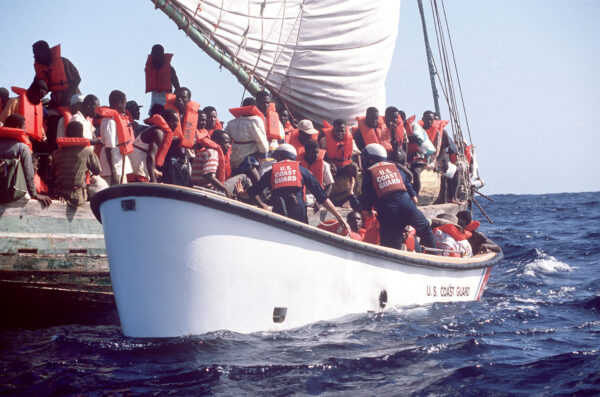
[264,103,281,141]
[464,220,480,232]
[164,94,199,148]
[228,105,264,118]
[207,119,223,137]
[145,54,173,93]
[214,144,232,183]
[58,106,73,126]
[195,128,219,151]
[450,145,473,164]
[34,174,48,194]
[418,119,449,146]
[322,125,353,167]
[11,87,44,142]
[317,219,363,241]
[0,126,32,151]
[144,114,174,167]
[271,160,302,190]
[369,162,407,198]
[288,129,318,155]
[299,149,325,188]
[33,44,68,92]
[361,211,380,245]
[434,223,472,242]
[404,227,416,252]
[356,115,392,152]
[284,121,294,143]
[95,107,134,155]
[56,137,90,148]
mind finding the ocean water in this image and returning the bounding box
[1,192,599,396]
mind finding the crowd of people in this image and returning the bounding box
[0,41,497,256]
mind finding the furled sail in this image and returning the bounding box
[154,0,401,124]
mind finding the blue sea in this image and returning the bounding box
[1,192,599,396]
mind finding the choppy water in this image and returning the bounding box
[1,192,599,396]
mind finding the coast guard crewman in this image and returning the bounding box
[359,143,435,250]
[248,143,348,229]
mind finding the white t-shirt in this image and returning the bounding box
[99,118,132,178]
[56,111,95,140]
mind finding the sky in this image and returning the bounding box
[1,0,598,195]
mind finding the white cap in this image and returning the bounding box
[70,94,85,105]
[297,119,318,135]
[273,143,297,160]
[363,143,387,160]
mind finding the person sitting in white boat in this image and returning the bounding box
[298,139,333,213]
[359,143,435,250]
[52,121,101,207]
[431,213,473,257]
[128,109,179,183]
[202,106,223,136]
[145,44,180,111]
[0,114,52,207]
[191,129,251,199]
[347,210,365,241]
[225,97,269,183]
[96,90,134,186]
[456,210,501,254]
[247,143,349,229]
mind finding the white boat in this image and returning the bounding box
[91,183,502,337]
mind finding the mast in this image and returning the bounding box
[151,0,262,96]
[417,0,440,115]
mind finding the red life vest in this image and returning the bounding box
[317,219,363,241]
[144,114,175,167]
[404,227,416,252]
[322,125,353,167]
[465,220,480,232]
[369,162,407,198]
[229,105,264,118]
[95,107,134,155]
[33,45,68,92]
[434,223,472,242]
[284,121,294,143]
[361,211,380,245]
[288,129,318,155]
[11,87,44,142]
[418,119,449,146]
[264,103,281,141]
[145,54,173,93]
[0,126,32,151]
[56,137,90,148]
[195,128,219,151]
[214,144,232,183]
[299,149,325,188]
[207,119,223,137]
[165,95,199,148]
[34,174,48,194]
[356,115,392,152]
[271,160,302,190]
[58,106,73,126]
[450,145,473,164]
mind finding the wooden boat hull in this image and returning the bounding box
[92,184,502,337]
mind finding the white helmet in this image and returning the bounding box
[363,143,387,162]
[273,143,297,160]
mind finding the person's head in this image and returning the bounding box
[26,79,48,105]
[278,108,289,126]
[203,106,217,129]
[126,100,143,120]
[398,110,406,123]
[161,108,180,132]
[384,106,399,128]
[150,44,165,69]
[332,119,347,141]
[32,40,52,65]
[4,114,25,129]
[69,94,85,114]
[197,110,207,130]
[273,143,297,161]
[422,110,435,130]
[362,143,387,166]
[303,139,320,164]
[433,112,441,120]
[456,211,472,229]
[255,90,271,113]
[297,119,318,145]
[66,121,84,138]
[242,97,256,107]
[149,103,164,116]
[0,87,9,102]
[211,129,231,153]
[81,94,99,118]
[365,107,379,128]
[174,87,191,112]
[347,211,363,233]
[108,90,127,113]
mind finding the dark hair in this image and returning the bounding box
[151,44,164,55]
[255,90,270,100]
[211,129,229,143]
[385,106,398,118]
[398,110,406,122]
[175,87,191,99]
[304,139,319,151]
[242,97,256,107]
[32,40,50,53]
[83,94,98,106]
[0,87,9,100]
[333,118,346,127]
[109,90,126,107]
[366,106,378,115]
[423,110,435,120]
[4,114,25,129]
[66,121,84,138]
[456,211,472,227]
[203,106,216,114]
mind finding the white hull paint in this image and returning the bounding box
[93,184,500,337]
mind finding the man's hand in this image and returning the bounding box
[33,194,52,208]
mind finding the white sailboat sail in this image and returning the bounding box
[167,0,401,124]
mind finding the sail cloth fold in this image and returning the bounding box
[169,0,400,125]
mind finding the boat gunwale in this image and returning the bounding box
[91,183,503,271]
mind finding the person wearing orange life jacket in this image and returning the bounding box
[352,107,388,153]
[383,106,409,167]
[277,107,294,143]
[97,90,134,186]
[0,80,48,144]
[359,143,435,250]
[56,94,88,139]
[32,41,81,107]
[0,114,52,207]
[163,87,199,186]
[191,129,252,199]
[145,44,180,112]
[52,121,101,207]
[298,139,334,213]
[202,106,223,137]
[288,119,319,157]
[456,211,501,255]
[248,143,348,228]
[225,97,269,183]
[431,213,473,257]
[129,109,179,183]
[255,90,284,150]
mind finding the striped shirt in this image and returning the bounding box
[191,148,219,187]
